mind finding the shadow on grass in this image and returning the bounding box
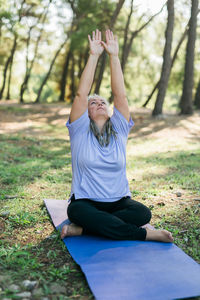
[129,109,200,142]
[129,148,200,191]
[1,103,200,143]
[0,103,70,133]
[0,133,72,198]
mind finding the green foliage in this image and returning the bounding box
[1,0,198,110]
[8,211,37,227]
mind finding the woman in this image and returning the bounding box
[61,29,173,243]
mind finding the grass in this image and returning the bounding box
[0,102,200,299]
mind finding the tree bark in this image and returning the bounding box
[69,55,75,102]
[143,81,160,108]
[6,53,14,100]
[59,47,72,101]
[121,0,134,72]
[0,35,17,99]
[34,38,67,103]
[194,78,200,108]
[179,0,198,115]
[20,25,34,103]
[142,16,195,108]
[152,0,174,116]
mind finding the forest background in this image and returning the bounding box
[0,1,200,298]
[0,0,200,115]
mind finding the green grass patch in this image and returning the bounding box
[0,104,199,299]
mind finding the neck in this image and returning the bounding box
[92,117,108,133]
[90,117,117,147]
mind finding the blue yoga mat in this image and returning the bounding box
[44,199,200,300]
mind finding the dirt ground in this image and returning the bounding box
[1,100,200,141]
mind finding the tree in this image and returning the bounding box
[19,0,52,103]
[179,0,199,114]
[0,0,33,100]
[121,2,166,73]
[58,0,109,102]
[194,78,200,108]
[152,0,174,116]
[142,21,189,108]
[34,37,68,103]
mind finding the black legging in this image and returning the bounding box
[67,195,151,241]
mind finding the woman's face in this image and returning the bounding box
[88,98,109,120]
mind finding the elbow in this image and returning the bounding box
[76,91,89,99]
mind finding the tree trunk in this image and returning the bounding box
[35,39,67,103]
[142,17,193,108]
[152,0,174,116]
[69,55,75,102]
[0,35,17,100]
[179,0,198,115]
[143,81,160,107]
[121,4,165,73]
[121,0,134,72]
[59,47,72,101]
[20,3,50,103]
[6,55,14,100]
[78,51,84,78]
[194,78,200,108]
[94,0,125,95]
[0,0,26,100]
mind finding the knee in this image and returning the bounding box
[143,205,152,224]
[67,201,82,222]
[67,200,87,223]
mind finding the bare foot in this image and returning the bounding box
[60,223,83,239]
[145,228,174,243]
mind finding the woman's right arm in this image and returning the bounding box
[69,29,103,123]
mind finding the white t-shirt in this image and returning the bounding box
[66,106,134,202]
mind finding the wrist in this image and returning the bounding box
[109,54,119,62]
[109,53,119,58]
[89,53,100,59]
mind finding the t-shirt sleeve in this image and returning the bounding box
[66,109,90,139]
[111,106,134,137]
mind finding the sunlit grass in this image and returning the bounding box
[0,103,199,299]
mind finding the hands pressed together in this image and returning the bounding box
[88,29,119,57]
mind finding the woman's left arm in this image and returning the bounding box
[101,29,130,121]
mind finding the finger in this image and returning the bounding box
[110,30,114,40]
[107,29,112,40]
[99,30,101,41]
[88,35,92,43]
[96,29,100,40]
[96,29,98,40]
[114,35,118,42]
[92,31,95,40]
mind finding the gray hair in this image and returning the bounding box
[88,93,108,104]
[88,93,111,116]
[90,118,117,147]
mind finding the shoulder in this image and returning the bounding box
[66,109,90,138]
[111,106,134,136]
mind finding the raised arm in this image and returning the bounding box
[69,29,104,123]
[101,29,130,121]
